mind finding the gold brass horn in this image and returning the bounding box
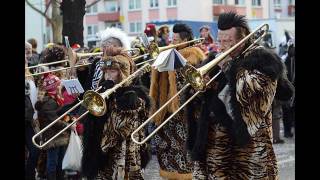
[32,35,206,148]
[32,86,103,149]
[25,48,147,77]
[131,23,269,145]
[183,23,269,91]
[32,62,153,149]
[82,62,152,116]
[148,38,204,59]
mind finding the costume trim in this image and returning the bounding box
[159,169,192,179]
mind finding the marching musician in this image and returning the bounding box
[77,27,131,92]
[149,23,205,179]
[81,47,151,179]
[186,12,283,179]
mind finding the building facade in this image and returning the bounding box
[83,0,275,47]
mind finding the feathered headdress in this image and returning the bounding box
[97,27,131,50]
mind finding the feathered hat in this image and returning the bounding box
[97,27,131,50]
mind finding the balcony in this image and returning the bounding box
[212,5,246,16]
[97,12,120,22]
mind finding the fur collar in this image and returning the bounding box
[240,46,283,81]
[149,46,205,125]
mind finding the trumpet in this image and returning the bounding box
[131,23,269,144]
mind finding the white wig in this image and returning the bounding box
[97,27,131,50]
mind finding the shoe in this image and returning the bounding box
[273,139,285,144]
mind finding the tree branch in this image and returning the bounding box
[85,0,101,8]
[44,0,52,14]
[25,0,53,25]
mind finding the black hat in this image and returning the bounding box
[173,23,194,41]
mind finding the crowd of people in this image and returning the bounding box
[25,11,295,180]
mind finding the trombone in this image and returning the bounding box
[31,37,205,149]
[25,48,143,77]
[32,61,153,149]
[131,23,269,145]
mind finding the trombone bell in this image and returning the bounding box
[82,90,107,116]
[183,64,206,91]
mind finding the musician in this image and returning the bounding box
[149,23,205,179]
[81,47,151,180]
[186,12,283,179]
[78,27,131,91]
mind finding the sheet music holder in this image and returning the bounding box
[152,48,187,72]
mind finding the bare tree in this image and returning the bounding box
[26,0,103,46]
[26,0,63,44]
[85,0,102,9]
[61,0,86,47]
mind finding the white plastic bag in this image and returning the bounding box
[62,130,83,171]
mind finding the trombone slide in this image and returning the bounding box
[131,71,222,145]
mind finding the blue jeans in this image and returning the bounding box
[25,123,40,180]
[47,145,67,175]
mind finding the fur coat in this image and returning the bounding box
[81,85,151,179]
[186,46,284,179]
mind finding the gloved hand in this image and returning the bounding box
[116,90,139,110]
[99,80,115,92]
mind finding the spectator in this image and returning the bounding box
[199,25,219,55]
[157,25,170,47]
[27,38,41,68]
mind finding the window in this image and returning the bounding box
[167,0,177,7]
[105,22,121,28]
[150,0,159,8]
[129,0,141,10]
[252,0,261,6]
[87,3,98,14]
[274,0,281,6]
[105,1,118,12]
[289,0,295,5]
[129,22,142,33]
[213,0,224,4]
[235,0,245,5]
[87,25,99,36]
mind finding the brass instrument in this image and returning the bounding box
[31,37,206,149]
[25,48,143,77]
[140,33,204,59]
[31,62,153,149]
[131,23,269,145]
[82,63,152,116]
[32,86,102,149]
